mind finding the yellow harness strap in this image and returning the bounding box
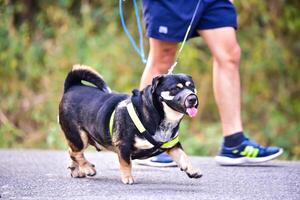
[126,102,146,133]
[109,110,116,137]
[126,102,179,149]
[161,135,179,149]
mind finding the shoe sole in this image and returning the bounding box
[215,148,284,166]
[133,159,177,167]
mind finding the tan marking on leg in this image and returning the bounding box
[67,140,80,152]
[167,147,202,178]
[117,151,134,184]
[68,130,96,178]
[109,136,121,153]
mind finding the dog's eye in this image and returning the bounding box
[188,83,195,89]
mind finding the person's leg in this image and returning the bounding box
[140,38,178,89]
[135,38,179,167]
[199,27,283,165]
[198,27,242,137]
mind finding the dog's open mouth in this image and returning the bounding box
[186,107,198,118]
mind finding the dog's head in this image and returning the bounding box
[151,74,198,118]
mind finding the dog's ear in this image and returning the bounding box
[151,75,164,94]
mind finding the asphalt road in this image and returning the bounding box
[0,149,299,200]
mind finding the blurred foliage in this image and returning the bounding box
[0,0,299,160]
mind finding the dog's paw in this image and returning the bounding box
[80,162,97,177]
[69,165,86,178]
[186,168,203,179]
[68,162,96,178]
[121,175,135,185]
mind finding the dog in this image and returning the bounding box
[59,65,202,184]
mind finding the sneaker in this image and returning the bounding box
[134,152,177,167]
[215,138,283,165]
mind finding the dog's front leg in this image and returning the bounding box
[117,146,134,184]
[167,144,202,178]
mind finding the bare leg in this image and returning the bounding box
[199,27,243,136]
[140,38,178,89]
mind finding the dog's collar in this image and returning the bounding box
[109,102,179,149]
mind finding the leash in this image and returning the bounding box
[119,0,201,70]
[119,0,147,64]
[168,0,201,74]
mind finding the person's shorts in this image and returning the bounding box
[142,0,237,42]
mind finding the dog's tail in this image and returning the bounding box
[63,64,111,93]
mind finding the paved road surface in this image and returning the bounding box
[0,149,299,200]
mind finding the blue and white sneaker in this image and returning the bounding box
[135,152,177,167]
[215,138,283,165]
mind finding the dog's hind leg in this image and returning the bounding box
[68,129,97,178]
[61,123,97,178]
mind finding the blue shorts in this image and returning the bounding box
[142,0,237,42]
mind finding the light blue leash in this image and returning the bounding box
[168,0,201,74]
[119,0,147,64]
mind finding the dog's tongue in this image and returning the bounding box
[186,107,198,118]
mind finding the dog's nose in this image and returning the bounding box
[186,94,197,106]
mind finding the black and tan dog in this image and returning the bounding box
[59,65,202,184]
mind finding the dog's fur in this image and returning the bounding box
[59,65,202,184]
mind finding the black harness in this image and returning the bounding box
[109,96,180,160]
